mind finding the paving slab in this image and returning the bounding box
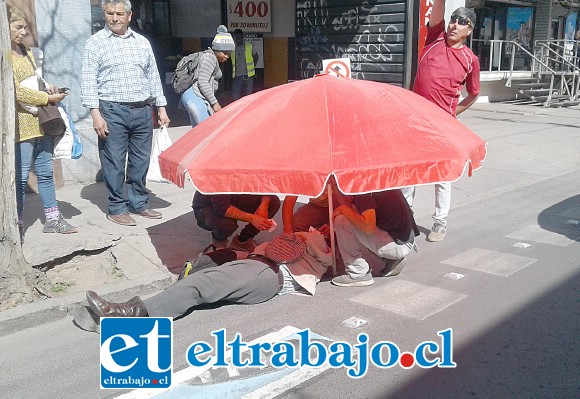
[442,248,537,277]
[350,280,467,320]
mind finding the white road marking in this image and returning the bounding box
[241,365,331,399]
[115,325,301,399]
[443,247,537,277]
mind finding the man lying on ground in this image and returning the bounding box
[74,232,332,329]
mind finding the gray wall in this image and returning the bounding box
[170,0,221,37]
[35,0,100,182]
[170,0,296,38]
[265,0,295,37]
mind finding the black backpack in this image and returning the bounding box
[171,51,205,94]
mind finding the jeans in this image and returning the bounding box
[232,76,254,101]
[15,136,57,220]
[180,87,211,127]
[98,101,153,215]
[194,195,281,242]
[334,215,413,278]
[402,183,451,227]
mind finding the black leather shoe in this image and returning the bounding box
[86,291,148,317]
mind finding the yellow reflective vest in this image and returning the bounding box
[231,42,256,78]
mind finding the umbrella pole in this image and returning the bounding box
[327,183,337,275]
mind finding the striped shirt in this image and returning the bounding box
[81,26,167,109]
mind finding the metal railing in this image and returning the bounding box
[470,38,580,105]
[534,39,580,73]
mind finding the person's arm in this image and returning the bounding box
[225,204,272,231]
[282,196,298,233]
[81,39,109,138]
[333,205,377,235]
[197,52,220,109]
[254,196,271,219]
[81,39,100,110]
[90,108,109,139]
[457,57,481,115]
[156,106,170,127]
[252,44,259,66]
[15,77,49,106]
[456,93,478,115]
[430,0,446,27]
[144,39,168,115]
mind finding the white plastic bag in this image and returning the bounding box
[18,75,40,114]
[147,126,172,183]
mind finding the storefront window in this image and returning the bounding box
[472,4,535,71]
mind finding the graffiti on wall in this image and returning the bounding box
[296,0,407,84]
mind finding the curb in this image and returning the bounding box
[0,242,174,338]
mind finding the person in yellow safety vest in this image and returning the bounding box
[231,29,259,100]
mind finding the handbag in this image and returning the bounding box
[37,79,67,136]
[22,46,66,136]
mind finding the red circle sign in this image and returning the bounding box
[324,60,350,78]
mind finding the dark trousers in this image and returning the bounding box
[98,101,153,215]
[194,195,281,241]
[232,75,254,100]
[143,259,281,318]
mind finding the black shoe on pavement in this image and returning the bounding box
[86,291,148,317]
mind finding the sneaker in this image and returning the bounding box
[380,257,408,277]
[43,215,78,234]
[230,234,256,252]
[427,222,446,242]
[331,272,374,287]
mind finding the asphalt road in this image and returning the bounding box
[0,103,579,399]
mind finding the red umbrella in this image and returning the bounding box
[159,74,486,196]
[159,75,487,274]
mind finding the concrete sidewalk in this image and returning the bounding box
[1,101,579,337]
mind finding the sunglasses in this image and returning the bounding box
[449,16,471,27]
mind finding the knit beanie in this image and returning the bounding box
[212,25,235,52]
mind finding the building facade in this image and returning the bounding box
[11,0,578,182]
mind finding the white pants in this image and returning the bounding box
[401,182,451,227]
[334,215,413,278]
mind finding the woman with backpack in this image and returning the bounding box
[180,25,235,127]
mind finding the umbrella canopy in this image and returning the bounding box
[159,74,487,196]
